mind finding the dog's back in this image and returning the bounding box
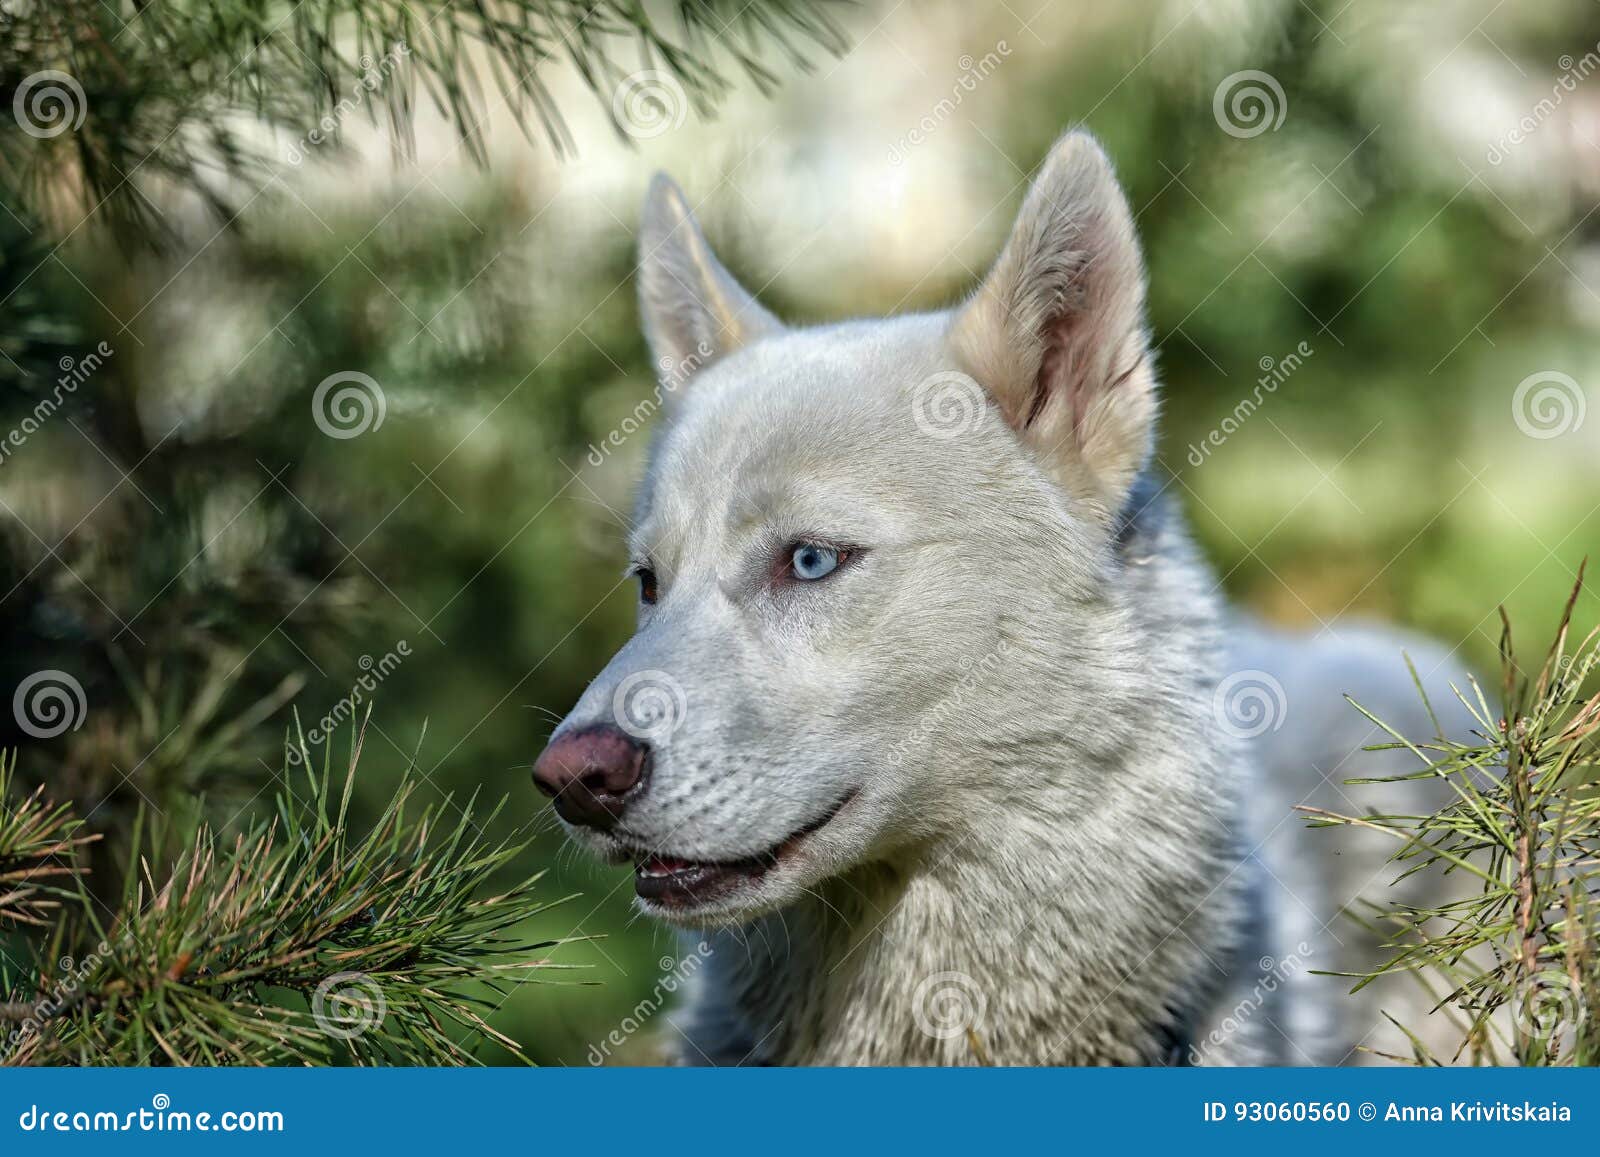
[1218,621,1480,1064]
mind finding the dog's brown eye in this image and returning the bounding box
[635,567,658,605]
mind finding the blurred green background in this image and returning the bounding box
[4,0,1600,1062]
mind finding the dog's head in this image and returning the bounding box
[535,131,1161,927]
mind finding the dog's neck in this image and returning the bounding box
[676,741,1252,1066]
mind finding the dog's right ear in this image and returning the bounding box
[637,174,783,383]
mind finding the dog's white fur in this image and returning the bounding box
[549,131,1475,1065]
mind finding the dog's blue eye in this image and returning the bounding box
[791,544,840,581]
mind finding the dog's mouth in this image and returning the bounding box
[628,790,857,911]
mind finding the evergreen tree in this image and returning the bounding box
[0,0,846,1066]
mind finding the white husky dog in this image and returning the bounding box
[534,130,1475,1066]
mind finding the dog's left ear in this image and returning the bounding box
[637,173,784,384]
[950,131,1154,520]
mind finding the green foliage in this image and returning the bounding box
[0,0,844,1063]
[1305,569,1600,1066]
[0,0,848,241]
[2,723,583,1066]
[0,751,97,929]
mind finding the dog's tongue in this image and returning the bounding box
[640,853,696,875]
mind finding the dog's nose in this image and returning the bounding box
[532,725,650,830]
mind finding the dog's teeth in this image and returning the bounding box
[638,855,695,879]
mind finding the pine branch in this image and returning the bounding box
[0,750,98,929]
[1300,563,1600,1065]
[0,0,851,243]
[2,721,586,1066]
